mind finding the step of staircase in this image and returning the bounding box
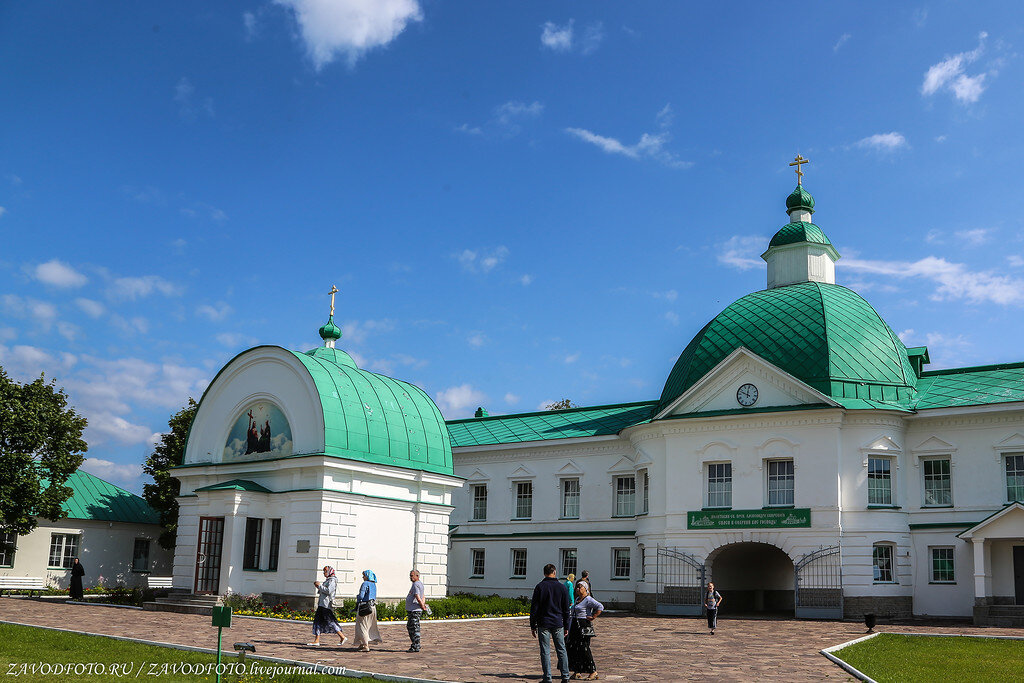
[143,593,224,615]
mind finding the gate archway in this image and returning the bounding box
[707,542,794,614]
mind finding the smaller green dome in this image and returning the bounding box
[318,316,342,341]
[769,222,832,248]
[786,185,815,213]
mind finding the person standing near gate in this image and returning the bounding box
[530,563,571,683]
[705,582,723,635]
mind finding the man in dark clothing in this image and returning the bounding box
[530,563,570,683]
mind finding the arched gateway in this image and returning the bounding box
[707,542,794,614]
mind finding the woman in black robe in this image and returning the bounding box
[70,558,85,600]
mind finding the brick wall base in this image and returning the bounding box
[634,592,657,614]
[843,595,913,621]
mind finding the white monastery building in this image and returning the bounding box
[171,163,1024,625]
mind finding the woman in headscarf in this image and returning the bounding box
[353,569,383,652]
[308,566,347,646]
[69,558,85,601]
[567,581,603,680]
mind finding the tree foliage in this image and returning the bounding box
[0,367,88,535]
[544,398,579,410]
[143,398,198,550]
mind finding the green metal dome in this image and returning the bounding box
[768,222,832,248]
[657,282,917,414]
[291,346,453,475]
[786,184,815,213]
[318,316,342,342]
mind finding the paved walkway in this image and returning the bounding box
[1,599,1021,681]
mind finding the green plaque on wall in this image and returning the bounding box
[687,508,811,530]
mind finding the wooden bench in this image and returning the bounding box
[146,576,174,589]
[0,577,47,597]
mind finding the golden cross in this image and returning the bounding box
[789,154,809,185]
[327,285,339,317]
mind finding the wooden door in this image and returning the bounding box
[194,517,225,594]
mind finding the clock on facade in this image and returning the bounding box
[736,383,758,407]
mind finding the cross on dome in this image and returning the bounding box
[789,154,809,185]
[328,284,339,316]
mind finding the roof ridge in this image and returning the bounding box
[920,360,1024,376]
[445,399,658,424]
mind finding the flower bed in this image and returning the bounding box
[225,592,530,622]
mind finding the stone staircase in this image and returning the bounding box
[976,604,1024,627]
[143,591,223,615]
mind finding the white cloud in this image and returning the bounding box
[655,104,674,129]
[580,22,604,55]
[653,289,678,302]
[921,32,991,104]
[434,383,486,419]
[0,344,76,380]
[107,275,181,301]
[717,235,766,271]
[81,458,148,484]
[955,228,991,246]
[467,332,487,348]
[856,132,908,152]
[494,101,544,130]
[174,77,214,120]
[833,33,851,52]
[215,332,258,348]
[275,0,422,69]
[541,20,573,51]
[843,255,1024,305]
[33,259,87,288]
[519,274,533,286]
[504,392,520,406]
[75,298,105,318]
[457,246,509,274]
[565,121,692,169]
[1,295,58,330]
[110,315,149,336]
[454,123,482,136]
[935,135,948,143]
[339,318,395,345]
[197,303,233,322]
[664,311,680,325]
[0,206,6,218]
[1007,255,1024,268]
[564,352,580,364]
[243,11,259,41]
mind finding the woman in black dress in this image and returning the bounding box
[69,558,85,600]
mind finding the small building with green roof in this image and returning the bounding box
[0,470,172,590]
[445,164,1024,626]
[170,305,463,603]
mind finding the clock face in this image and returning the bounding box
[736,383,758,407]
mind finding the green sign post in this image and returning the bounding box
[687,508,811,529]
[211,606,232,683]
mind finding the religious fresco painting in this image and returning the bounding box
[223,403,293,461]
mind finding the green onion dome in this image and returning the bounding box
[318,316,342,342]
[768,222,832,248]
[786,184,815,213]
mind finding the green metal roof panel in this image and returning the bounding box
[446,401,657,448]
[195,479,273,493]
[57,470,160,525]
[658,282,915,414]
[912,363,1024,409]
[293,347,454,475]
[768,222,831,248]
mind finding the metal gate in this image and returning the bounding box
[794,545,843,619]
[656,546,705,615]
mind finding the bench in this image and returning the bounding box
[147,576,174,589]
[0,577,47,597]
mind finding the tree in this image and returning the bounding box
[544,398,579,410]
[0,367,88,535]
[143,398,198,550]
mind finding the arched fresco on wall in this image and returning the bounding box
[223,402,293,462]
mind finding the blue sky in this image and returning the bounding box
[2,2,1024,492]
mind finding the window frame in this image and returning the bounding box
[1005,453,1024,503]
[471,484,488,522]
[0,530,16,568]
[640,469,650,515]
[242,518,263,571]
[705,462,732,509]
[512,481,533,521]
[131,538,151,573]
[560,478,581,520]
[765,459,795,507]
[921,457,953,507]
[267,519,282,572]
[872,543,896,584]
[470,548,485,578]
[47,533,79,569]
[510,548,528,578]
[929,546,955,584]
[611,547,631,580]
[867,456,895,506]
[560,547,578,578]
[613,475,636,518]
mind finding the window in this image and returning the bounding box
[612,548,631,579]
[268,519,282,572]
[923,458,952,506]
[639,546,646,580]
[48,534,78,569]
[930,547,955,583]
[561,479,580,519]
[1006,454,1024,503]
[511,548,527,578]
[868,457,893,505]
[132,539,150,572]
[471,549,485,577]
[614,476,636,517]
[707,463,732,508]
[767,459,795,506]
[0,530,16,568]
[243,518,263,570]
[560,548,578,578]
[514,482,533,520]
[471,484,488,521]
[641,469,649,514]
[872,544,895,583]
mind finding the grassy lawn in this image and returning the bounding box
[0,623,363,682]
[833,633,1024,682]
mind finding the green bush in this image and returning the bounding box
[232,592,530,622]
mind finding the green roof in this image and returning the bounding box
[658,282,916,414]
[912,362,1024,410]
[768,222,831,248]
[57,470,160,525]
[195,479,272,493]
[292,346,454,475]
[446,401,657,448]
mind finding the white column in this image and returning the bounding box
[222,494,247,593]
[972,538,991,602]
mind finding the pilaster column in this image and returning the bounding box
[972,538,991,603]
